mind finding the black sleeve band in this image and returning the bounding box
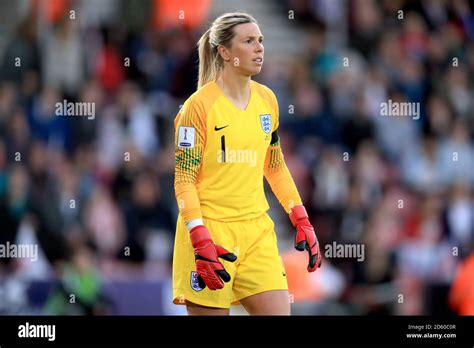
[270,130,279,145]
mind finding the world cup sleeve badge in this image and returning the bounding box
[178,126,195,148]
[260,114,272,134]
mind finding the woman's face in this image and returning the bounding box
[220,22,264,76]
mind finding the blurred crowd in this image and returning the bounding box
[0,0,472,315]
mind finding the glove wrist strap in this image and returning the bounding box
[189,225,211,247]
[290,205,309,226]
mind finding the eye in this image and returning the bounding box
[246,39,253,44]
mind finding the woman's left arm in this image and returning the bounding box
[263,88,322,272]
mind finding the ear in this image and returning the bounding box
[217,45,231,62]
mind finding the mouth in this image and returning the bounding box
[253,57,263,65]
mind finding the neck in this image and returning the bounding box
[216,68,251,101]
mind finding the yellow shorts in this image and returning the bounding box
[172,212,288,309]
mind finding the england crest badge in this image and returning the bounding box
[260,114,272,134]
[190,271,203,292]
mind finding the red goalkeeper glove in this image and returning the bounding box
[289,205,322,272]
[190,225,237,290]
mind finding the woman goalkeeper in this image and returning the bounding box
[173,12,321,315]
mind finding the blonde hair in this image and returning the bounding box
[197,12,258,89]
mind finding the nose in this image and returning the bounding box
[256,41,264,53]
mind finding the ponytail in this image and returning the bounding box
[197,28,218,89]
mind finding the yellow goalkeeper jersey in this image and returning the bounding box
[174,80,280,221]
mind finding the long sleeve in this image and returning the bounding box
[264,130,303,213]
[174,99,206,222]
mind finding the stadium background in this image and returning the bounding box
[0,0,473,316]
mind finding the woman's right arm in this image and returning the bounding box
[174,98,206,228]
[174,99,237,290]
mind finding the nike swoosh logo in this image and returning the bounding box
[214,125,229,131]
